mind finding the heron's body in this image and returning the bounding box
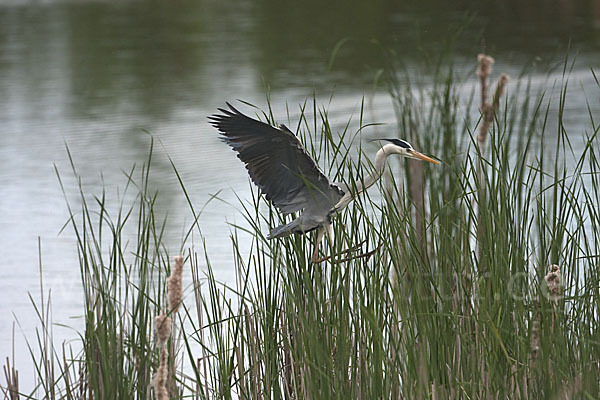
[209,103,439,262]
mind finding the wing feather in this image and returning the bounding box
[209,103,344,215]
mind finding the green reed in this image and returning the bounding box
[3,59,599,399]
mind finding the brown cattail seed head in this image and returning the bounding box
[493,73,510,105]
[530,319,540,364]
[544,264,561,302]
[477,54,495,80]
[167,255,184,314]
[153,347,169,400]
[498,73,510,86]
[155,313,172,347]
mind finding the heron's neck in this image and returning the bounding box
[360,146,389,192]
[334,145,393,210]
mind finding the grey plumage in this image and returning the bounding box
[210,102,440,262]
[209,103,345,238]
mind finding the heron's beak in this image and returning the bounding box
[410,151,441,165]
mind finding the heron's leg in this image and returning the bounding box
[314,222,361,263]
[311,227,326,263]
[336,241,383,263]
[324,223,334,256]
[313,240,382,264]
[314,223,383,264]
[325,223,334,242]
[313,224,335,263]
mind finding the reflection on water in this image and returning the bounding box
[0,0,599,382]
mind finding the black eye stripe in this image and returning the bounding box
[382,138,412,149]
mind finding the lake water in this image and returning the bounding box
[1,0,599,387]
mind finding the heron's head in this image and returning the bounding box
[378,139,440,164]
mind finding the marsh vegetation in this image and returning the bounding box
[3,53,600,399]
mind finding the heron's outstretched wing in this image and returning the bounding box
[209,103,344,215]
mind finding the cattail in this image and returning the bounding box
[155,313,172,347]
[493,73,510,106]
[477,54,494,80]
[167,256,184,314]
[530,319,540,365]
[153,347,169,400]
[477,54,494,120]
[477,54,498,145]
[475,55,509,265]
[544,264,561,303]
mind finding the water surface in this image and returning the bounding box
[1,0,599,384]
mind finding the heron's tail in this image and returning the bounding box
[267,219,300,239]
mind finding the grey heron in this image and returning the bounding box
[209,103,440,262]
